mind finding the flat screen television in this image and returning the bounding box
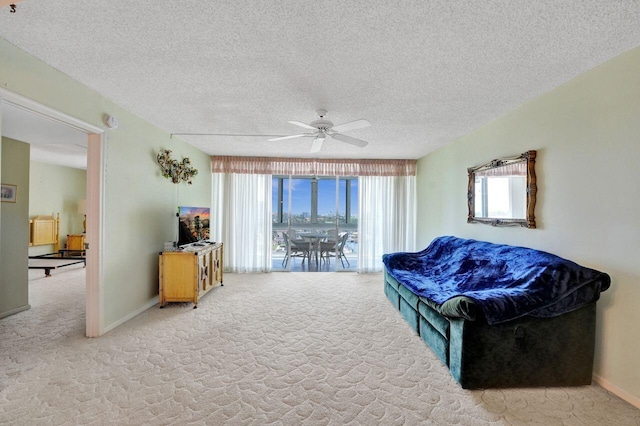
[178,206,210,246]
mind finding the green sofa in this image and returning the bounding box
[384,270,597,389]
[382,236,610,389]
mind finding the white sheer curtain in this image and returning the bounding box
[210,156,416,274]
[358,176,416,273]
[211,173,272,272]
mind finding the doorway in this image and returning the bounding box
[272,175,358,272]
[0,88,104,336]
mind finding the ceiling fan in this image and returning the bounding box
[269,109,370,153]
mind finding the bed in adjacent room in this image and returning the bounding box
[28,213,86,277]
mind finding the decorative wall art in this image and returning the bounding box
[467,150,537,228]
[156,149,198,185]
[1,184,17,203]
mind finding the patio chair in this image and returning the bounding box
[325,229,338,241]
[320,232,350,267]
[282,231,312,267]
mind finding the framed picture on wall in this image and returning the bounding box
[1,184,17,203]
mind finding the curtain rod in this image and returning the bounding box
[171,133,284,138]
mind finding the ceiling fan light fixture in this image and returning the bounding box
[310,119,333,130]
[271,110,370,153]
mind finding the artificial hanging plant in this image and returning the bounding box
[156,149,198,185]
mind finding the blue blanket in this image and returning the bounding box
[382,236,610,325]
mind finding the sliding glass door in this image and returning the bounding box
[272,176,358,271]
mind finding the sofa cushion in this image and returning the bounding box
[399,297,419,333]
[384,281,400,309]
[439,296,480,321]
[418,301,450,339]
[384,270,401,291]
[420,317,449,366]
[398,283,420,310]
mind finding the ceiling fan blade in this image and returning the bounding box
[331,133,369,148]
[268,134,308,142]
[331,119,370,133]
[287,120,318,130]
[310,138,324,153]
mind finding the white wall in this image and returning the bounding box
[416,46,640,406]
[101,117,211,326]
[0,38,212,331]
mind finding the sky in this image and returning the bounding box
[272,178,358,216]
[179,206,210,219]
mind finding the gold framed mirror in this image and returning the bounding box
[467,150,537,228]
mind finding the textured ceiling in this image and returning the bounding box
[2,102,88,169]
[1,1,640,159]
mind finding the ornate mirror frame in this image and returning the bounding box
[467,150,537,228]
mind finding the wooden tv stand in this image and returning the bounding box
[158,242,223,308]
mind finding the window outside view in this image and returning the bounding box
[272,176,358,271]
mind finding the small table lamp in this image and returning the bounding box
[78,199,86,233]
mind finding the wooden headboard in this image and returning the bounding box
[29,213,60,252]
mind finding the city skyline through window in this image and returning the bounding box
[272,177,358,225]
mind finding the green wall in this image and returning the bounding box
[0,138,30,318]
[0,38,212,329]
[29,161,86,256]
[416,46,640,406]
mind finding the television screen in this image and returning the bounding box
[178,206,210,246]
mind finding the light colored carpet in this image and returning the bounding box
[1,267,639,425]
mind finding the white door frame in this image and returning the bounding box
[0,88,106,337]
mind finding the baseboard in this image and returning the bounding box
[102,297,158,335]
[0,304,31,319]
[593,373,640,409]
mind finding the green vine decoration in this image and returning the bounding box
[156,149,198,185]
